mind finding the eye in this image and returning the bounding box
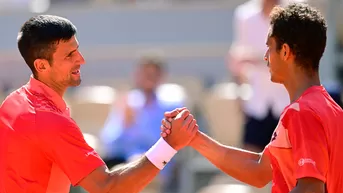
[66,53,73,59]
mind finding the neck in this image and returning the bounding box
[283,69,321,103]
[34,75,66,97]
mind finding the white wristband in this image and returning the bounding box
[145,138,177,170]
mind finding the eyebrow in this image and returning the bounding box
[66,45,79,56]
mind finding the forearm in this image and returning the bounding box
[190,131,271,187]
[107,156,160,193]
[106,137,177,193]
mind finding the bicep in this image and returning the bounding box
[78,165,112,193]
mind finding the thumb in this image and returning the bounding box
[164,107,187,118]
[174,109,190,120]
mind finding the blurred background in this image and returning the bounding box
[0,0,343,193]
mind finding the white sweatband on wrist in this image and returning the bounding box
[145,138,177,170]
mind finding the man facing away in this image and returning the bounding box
[0,15,198,193]
[162,3,343,193]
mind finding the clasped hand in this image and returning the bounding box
[160,107,199,151]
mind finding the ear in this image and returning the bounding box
[280,43,293,61]
[33,59,50,74]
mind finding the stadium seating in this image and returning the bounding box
[68,85,117,157]
[201,82,244,146]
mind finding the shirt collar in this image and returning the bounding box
[301,85,325,96]
[26,76,68,112]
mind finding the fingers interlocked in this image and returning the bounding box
[160,107,198,138]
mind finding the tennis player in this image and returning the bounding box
[0,15,198,193]
[162,3,343,193]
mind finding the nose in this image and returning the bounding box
[264,50,270,67]
[77,51,86,65]
[264,50,269,61]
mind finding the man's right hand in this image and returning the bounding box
[160,107,187,138]
[163,109,198,151]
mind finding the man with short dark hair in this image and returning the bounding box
[0,15,198,193]
[162,3,343,193]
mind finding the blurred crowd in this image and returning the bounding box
[0,0,342,193]
[0,0,219,10]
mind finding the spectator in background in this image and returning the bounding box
[100,53,184,191]
[228,0,289,152]
[324,82,342,107]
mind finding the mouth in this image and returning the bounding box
[72,69,80,75]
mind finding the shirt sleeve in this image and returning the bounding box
[36,111,105,186]
[287,109,329,182]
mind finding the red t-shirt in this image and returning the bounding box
[0,77,105,193]
[265,85,343,193]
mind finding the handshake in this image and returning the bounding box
[159,107,199,151]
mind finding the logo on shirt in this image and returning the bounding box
[271,131,278,142]
[269,121,292,148]
[298,158,316,166]
[85,150,97,157]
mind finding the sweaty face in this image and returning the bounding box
[48,36,85,88]
[264,36,287,84]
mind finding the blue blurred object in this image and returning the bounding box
[100,88,185,188]
[323,81,342,107]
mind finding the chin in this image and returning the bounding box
[70,79,82,87]
[270,76,283,84]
